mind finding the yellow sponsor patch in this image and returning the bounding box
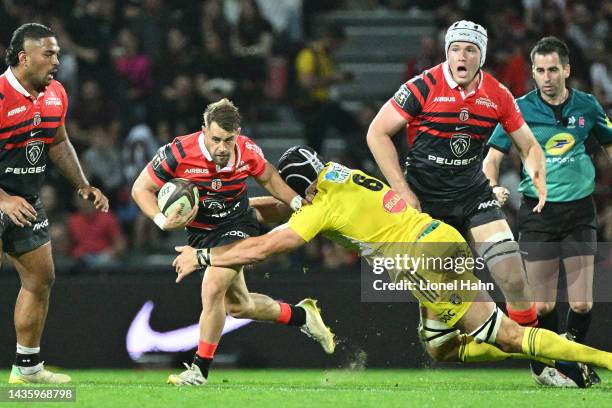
[545,133,575,155]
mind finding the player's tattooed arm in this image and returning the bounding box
[49,125,109,211]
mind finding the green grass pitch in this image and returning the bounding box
[0,368,609,407]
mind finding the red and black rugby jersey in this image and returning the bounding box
[147,131,267,230]
[390,62,524,200]
[0,68,68,199]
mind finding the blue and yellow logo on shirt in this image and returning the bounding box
[545,133,575,155]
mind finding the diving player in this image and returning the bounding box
[173,146,611,387]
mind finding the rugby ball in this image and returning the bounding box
[157,178,199,217]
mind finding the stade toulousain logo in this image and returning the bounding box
[32,112,42,127]
[459,108,469,122]
[450,134,470,157]
[26,140,44,165]
[211,178,222,190]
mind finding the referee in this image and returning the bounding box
[484,36,612,387]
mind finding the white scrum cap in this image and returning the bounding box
[445,20,488,67]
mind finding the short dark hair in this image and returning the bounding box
[203,98,241,132]
[5,23,56,67]
[530,36,570,65]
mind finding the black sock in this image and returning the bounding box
[567,308,591,343]
[15,352,40,367]
[288,305,306,326]
[530,306,558,375]
[193,354,213,379]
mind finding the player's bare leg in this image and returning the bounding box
[469,220,537,324]
[225,269,335,353]
[13,243,54,348]
[224,268,282,321]
[9,242,70,384]
[168,265,238,386]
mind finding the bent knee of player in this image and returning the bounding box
[201,278,230,303]
[569,301,592,314]
[536,301,556,316]
[490,261,526,294]
[20,269,55,295]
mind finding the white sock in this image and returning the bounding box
[16,343,40,355]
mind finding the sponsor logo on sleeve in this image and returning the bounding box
[152,147,167,169]
[393,84,411,108]
[324,163,351,183]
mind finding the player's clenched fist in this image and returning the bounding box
[492,185,510,206]
[0,195,37,227]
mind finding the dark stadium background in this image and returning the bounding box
[0,0,610,368]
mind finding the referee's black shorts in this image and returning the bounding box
[518,195,597,261]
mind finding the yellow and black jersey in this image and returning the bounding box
[288,162,434,254]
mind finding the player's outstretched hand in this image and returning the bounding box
[78,186,109,212]
[0,195,37,227]
[492,185,510,206]
[173,245,198,283]
[164,203,198,230]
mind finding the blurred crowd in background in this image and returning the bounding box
[0,0,610,273]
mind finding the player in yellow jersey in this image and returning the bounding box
[173,146,612,387]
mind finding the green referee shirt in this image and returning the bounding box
[488,88,612,202]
